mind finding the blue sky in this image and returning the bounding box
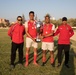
[0,0,76,22]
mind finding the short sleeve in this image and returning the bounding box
[24,21,28,28]
[52,24,55,30]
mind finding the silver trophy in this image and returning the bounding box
[36,21,42,42]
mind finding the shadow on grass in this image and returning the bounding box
[59,48,76,75]
[51,40,59,66]
[37,40,58,65]
[14,46,43,66]
[0,72,2,75]
[54,49,65,67]
[29,48,42,64]
[54,40,58,47]
[22,47,43,64]
[15,40,63,66]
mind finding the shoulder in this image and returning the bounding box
[58,24,63,28]
[43,24,46,27]
[22,24,25,28]
[51,23,54,25]
[66,24,72,29]
[24,21,29,24]
[11,23,18,28]
[56,25,62,30]
[51,23,55,27]
[50,23,55,30]
[50,23,55,28]
[67,24,71,27]
[24,21,29,28]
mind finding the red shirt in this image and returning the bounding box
[54,24,74,44]
[26,21,37,38]
[8,23,25,44]
[42,24,54,42]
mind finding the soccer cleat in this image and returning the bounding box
[24,62,28,67]
[10,65,15,69]
[33,62,39,66]
[18,63,23,68]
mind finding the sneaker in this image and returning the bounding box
[33,62,39,66]
[10,65,15,69]
[65,64,70,68]
[18,63,23,68]
[24,62,28,67]
[18,63,23,66]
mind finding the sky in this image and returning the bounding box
[0,0,76,22]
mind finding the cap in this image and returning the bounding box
[62,17,67,21]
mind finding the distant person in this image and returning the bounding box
[40,14,55,66]
[24,11,39,67]
[54,17,74,68]
[8,16,25,69]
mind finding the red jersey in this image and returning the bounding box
[8,23,25,44]
[25,21,37,38]
[42,24,55,42]
[54,24,74,44]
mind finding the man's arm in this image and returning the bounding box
[54,27,60,36]
[69,27,74,37]
[43,30,54,38]
[44,24,55,37]
[40,25,55,39]
[8,26,13,37]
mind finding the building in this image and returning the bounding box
[0,18,9,27]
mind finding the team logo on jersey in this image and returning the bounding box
[32,27,34,29]
[46,31,48,34]
[60,27,62,29]
[66,27,69,30]
[33,21,36,25]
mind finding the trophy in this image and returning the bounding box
[35,21,42,42]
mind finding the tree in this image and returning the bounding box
[22,14,26,24]
[68,18,76,26]
[0,23,5,27]
[56,19,62,26]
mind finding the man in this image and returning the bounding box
[8,16,25,69]
[54,17,74,68]
[24,11,39,67]
[40,14,55,66]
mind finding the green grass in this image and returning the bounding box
[0,29,76,75]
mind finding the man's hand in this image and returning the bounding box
[39,35,44,40]
[32,38,36,42]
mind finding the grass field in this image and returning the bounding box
[0,29,76,75]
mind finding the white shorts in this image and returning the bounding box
[26,37,38,48]
[42,42,54,51]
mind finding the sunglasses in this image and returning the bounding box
[18,19,22,21]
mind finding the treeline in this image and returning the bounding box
[0,22,10,27]
[0,18,76,27]
[51,18,76,27]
